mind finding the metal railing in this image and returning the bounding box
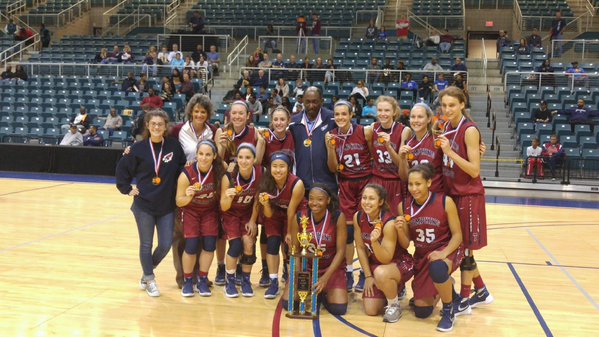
[167,25,360,40]
[406,9,444,41]
[102,0,129,28]
[226,35,248,75]
[503,71,599,93]
[156,34,232,55]
[5,0,26,15]
[550,39,599,59]
[482,38,488,90]
[103,13,152,36]
[20,0,90,27]
[562,157,599,185]
[515,0,592,33]
[0,11,41,67]
[466,0,514,9]
[406,8,465,32]
[258,35,334,57]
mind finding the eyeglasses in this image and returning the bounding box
[149,122,165,127]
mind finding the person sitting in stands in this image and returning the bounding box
[122,72,138,93]
[401,73,418,100]
[141,88,164,109]
[107,45,121,63]
[350,80,369,101]
[559,99,598,132]
[83,125,104,146]
[365,19,378,39]
[120,45,134,63]
[419,75,434,103]
[191,44,207,63]
[532,100,555,123]
[138,73,150,93]
[517,38,530,55]
[450,57,467,72]
[60,124,83,146]
[362,98,377,118]
[251,69,269,88]
[525,138,544,178]
[168,43,182,62]
[178,72,196,101]
[527,28,543,48]
[95,48,109,64]
[158,46,170,65]
[171,53,185,74]
[161,77,175,102]
[207,45,220,75]
[63,106,91,133]
[423,58,443,72]
[103,108,123,136]
[566,61,588,87]
[542,134,565,180]
[439,29,454,53]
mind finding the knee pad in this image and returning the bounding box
[460,256,477,272]
[266,236,282,255]
[240,253,257,265]
[259,226,267,245]
[429,260,450,284]
[202,236,217,252]
[184,237,200,254]
[325,303,347,316]
[414,305,434,319]
[227,238,242,258]
[346,225,354,244]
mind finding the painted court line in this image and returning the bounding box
[312,305,322,337]
[507,263,554,337]
[0,182,73,196]
[527,229,599,311]
[332,315,378,337]
[476,259,599,271]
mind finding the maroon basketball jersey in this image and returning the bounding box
[406,132,444,193]
[404,192,452,260]
[182,163,219,213]
[358,210,407,265]
[226,165,263,218]
[372,122,404,179]
[262,130,296,167]
[224,126,257,164]
[333,124,372,179]
[268,173,300,211]
[441,118,484,196]
[299,209,339,270]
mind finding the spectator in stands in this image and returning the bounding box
[266,96,277,115]
[161,78,175,102]
[542,134,565,180]
[223,84,242,104]
[301,58,313,81]
[293,78,306,98]
[172,68,183,86]
[533,100,555,123]
[275,77,290,97]
[259,52,273,69]
[60,124,83,146]
[272,53,286,79]
[362,98,377,118]
[517,38,530,55]
[142,47,158,76]
[168,43,182,62]
[496,30,511,54]
[434,73,448,93]
[244,86,255,101]
[207,45,220,76]
[381,58,395,84]
[121,45,134,63]
[561,99,598,132]
[95,48,109,64]
[439,29,454,53]
[103,108,123,135]
[395,15,410,40]
[272,88,282,106]
[312,57,326,82]
[158,46,169,65]
[4,18,18,36]
[368,57,381,83]
[264,25,277,53]
[400,73,418,100]
[107,45,121,63]
[245,55,257,68]
[253,47,264,64]
[122,72,139,93]
[365,19,378,40]
[138,73,149,94]
[13,65,27,83]
[170,53,185,74]
[248,93,263,118]
[349,95,362,117]
[142,88,164,109]
[526,138,544,178]
[536,59,555,86]
[451,57,467,72]
[257,85,270,105]
[83,125,104,147]
[419,75,434,103]
[566,61,588,87]
[311,13,322,53]
[131,109,146,141]
[550,11,566,57]
[425,31,440,47]
[189,11,205,34]
[286,54,301,81]
[377,26,389,41]
[452,73,470,108]
[191,44,207,63]
[527,28,542,49]
[396,60,406,71]
[350,80,369,102]
[15,27,34,45]
[237,69,251,89]
[195,54,209,78]
[65,107,91,133]
[282,96,292,111]
[292,95,304,115]
[183,56,196,78]
[178,72,195,101]
[423,57,443,72]
[324,58,336,84]
[40,23,51,48]
[251,69,268,88]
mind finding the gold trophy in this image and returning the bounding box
[286,216,320,319]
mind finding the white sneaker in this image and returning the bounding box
[139,277,147,290]
[383,302,402,323]
[145,280,160,297]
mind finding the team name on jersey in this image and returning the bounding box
[409,216,441,227]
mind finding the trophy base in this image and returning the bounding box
[285,312,318,320]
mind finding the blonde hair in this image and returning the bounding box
[375,95,400,121]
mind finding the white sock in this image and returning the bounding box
[346,265,353,273]
[269,273,278,279]
[387,296,399,306]
[226,269,236,275]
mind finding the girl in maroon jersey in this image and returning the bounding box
[175,140,226,297]
[398,103,444,193]
[354,184,414,323]
[437,86,493,316]
[220,143,263,298]
[325,100,374,292]
[288,184,348,315]
[258,152,305,299]
[397,164,464,332]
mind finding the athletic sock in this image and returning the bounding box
[387,296,399,306]
[472,276,485,290]
[460,284,471,299]
[346,265,353,273]
[198,271,208,279]
[269,273,278,280]
[184,273,193,280]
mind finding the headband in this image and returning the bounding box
[310,186,330,197]
[270,152,292,167]
[197,140,217,154]
[334,99,353,110]
[411,102,433,116]
[237,142,256,156]
[231,100,249,110]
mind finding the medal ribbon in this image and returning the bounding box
[264,128,286,142]
[149,139,164,178]
[236,166,256,192]
[335,125,353,161]
[302,110,322,139]
[409,192,433,219]
[195,162,213,189]
[374,121,395,137]
[311,210,329,248]
[439,116,466,148]
[408,131,431,151]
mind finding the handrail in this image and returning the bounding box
[21,0,90,27]
[0,34,41,68]
[169,24,362,40]
[514,0,522,33]
[536,11,591,42]
[5,0,26,15]
[406,9,443,37]
[226,35,248,75]
[103,13,152,36]
[482,37,488,93]
[503,70,598,95]
[550,38,599,59]
[494,136,500,177]
[156,34,232,55]
[258,35,333,57]
[15,61,209,78]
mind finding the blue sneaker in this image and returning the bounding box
[453,296,472,317]
[224,275,239,298]
[354,271,365,292]
[235,264,243,286]
[241,274,254,297]
[259,269,270,288]
[469,286,494,308]
[181,278,194,297]
[196,277,212,297]
[215,264,225,286]
[436,303,455,332]
[346,271,354,292]
[264,279,279,299]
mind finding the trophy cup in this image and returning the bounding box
[286,216,320,319]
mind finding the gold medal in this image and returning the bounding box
[404,214,411,223]
[260,193,270,203]
[303,138,312,147]
[263,130,270,138]
[329,138,336,145]
[235,185,243,193]
[152,176,161,185]
[377,136,385,144]
[374,221,383,231]
[226,129,234,140]
[434,139,442,148]
[337,164,344,172]
[193,182,202,190]
[407,153,415,161]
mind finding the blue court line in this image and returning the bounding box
[477,259,599,271]
[332,315,378,337]
[0,171,114,184]
[312,305,322,337]
[486,195,599,210]
[527,229,599,311]
[507,263,554,337]
[0,182,72,196]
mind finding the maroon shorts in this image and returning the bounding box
[263,209,287,238]
[453,194,487,250]
[339,176,370,221]
[222,213,251,240]
[319,266,347,293]
[369,176,403,216]
[363,255,415,299]
[412,246,464,300]
[182,209,219,238]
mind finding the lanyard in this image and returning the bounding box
[195,163,212,190]
[302,111,322,139]
[190,121,210,141]
[149,139,164,177]
[409,192,432,219]
[236,166,255,192]
[311,210,329,248]
[263,128,287,142]
[409,131,430,151]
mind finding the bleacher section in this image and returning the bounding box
[109,0,173,26]
[192,0,386,26]
[498,44,548,74]
[412,0,463,16]
[22,0,88,26]
[518,0,574,30]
